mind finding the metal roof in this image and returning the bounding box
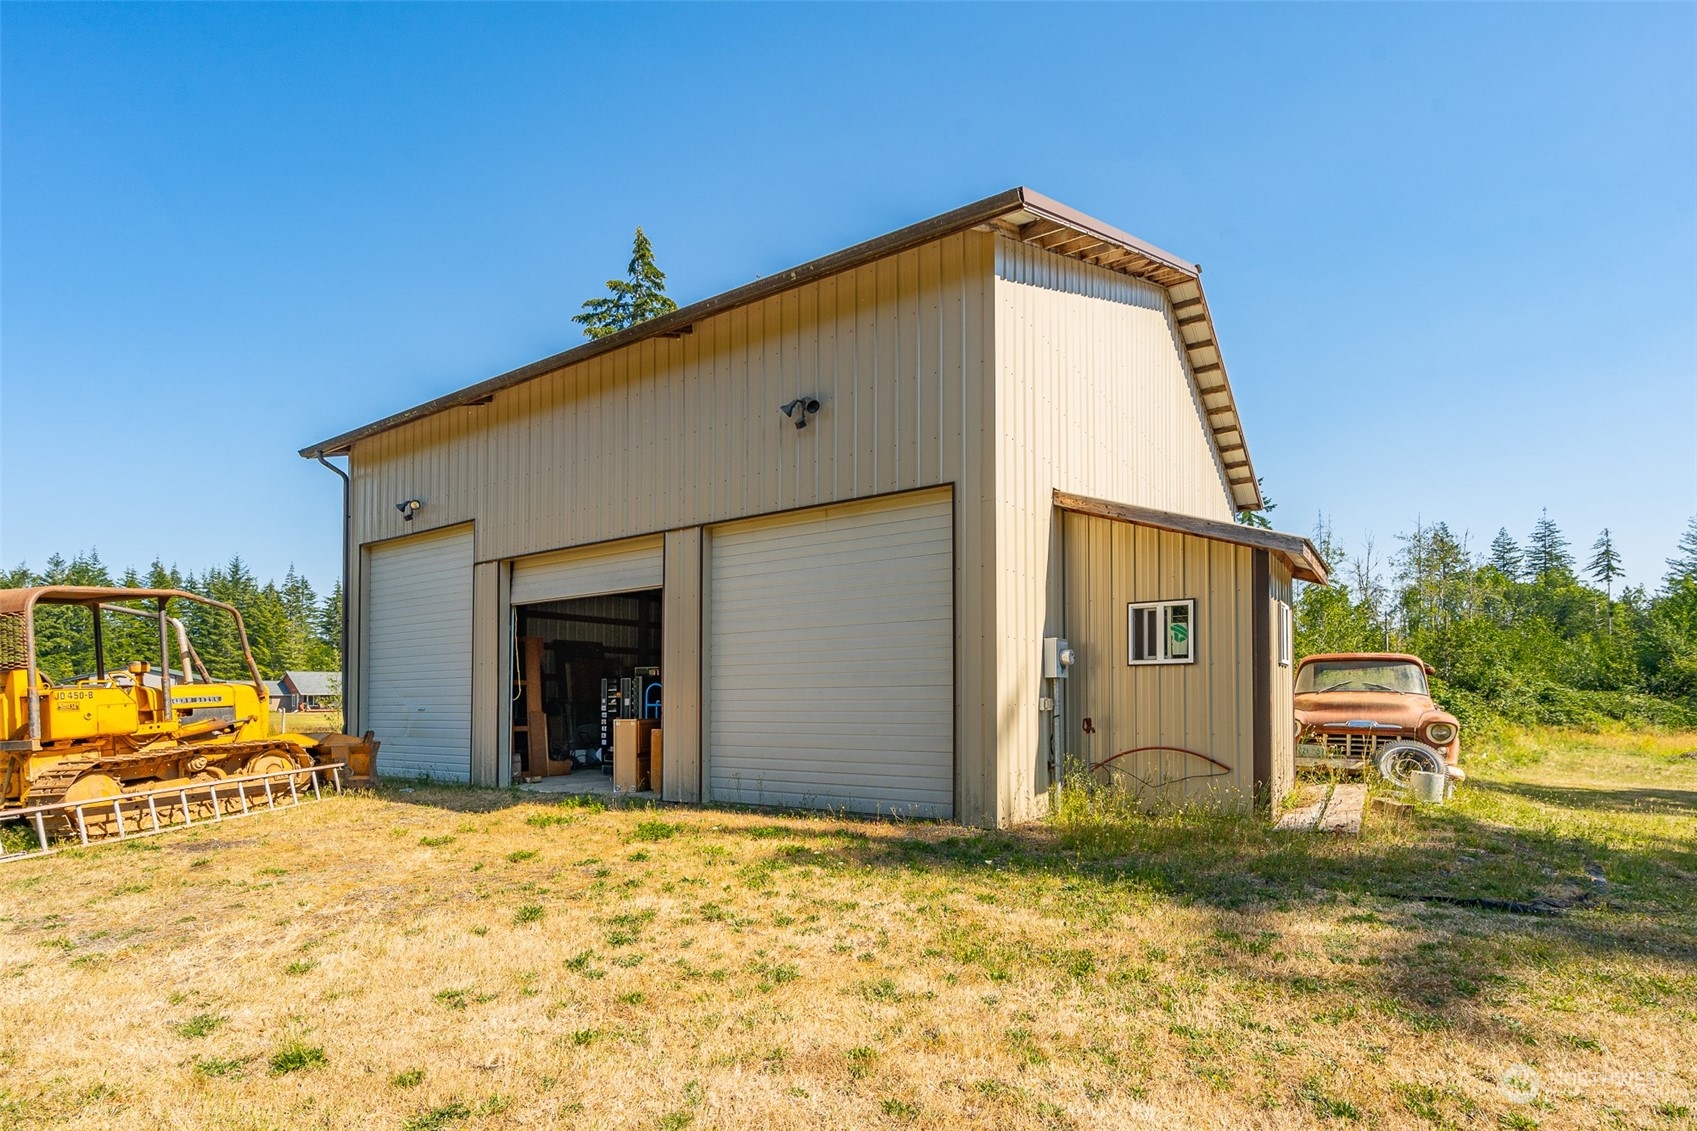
[283,670,341,696]
[1053,491,1328,584]
[301,188,1264,511]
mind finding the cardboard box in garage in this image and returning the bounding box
[613,718,655,791]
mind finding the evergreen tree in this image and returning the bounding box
[1586,529,1624,635]
[30,550,114,680]
[1233,479,1277,529]
[1667,515,1697,587]
[317,581,344,667]
[1487,528,1523,580]
[1525,509,1574,581]
[280,565,320,670]
[572,227,679,339]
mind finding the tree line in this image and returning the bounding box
[3,552,340,684]
[1294,511,1697,731]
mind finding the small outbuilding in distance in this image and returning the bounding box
[302,188,1326,828]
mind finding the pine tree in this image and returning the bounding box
[1525,509,1574,581]
[1667,515,1697,587]
[1233,479,1277,529]
[279,565,320,670]
[1586,528,1624,635]
[1487,528,1523,580]
[572,227,679,339]
[318,582,344,667]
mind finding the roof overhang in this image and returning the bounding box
[301,187,1264,511]
[1054,490,1327,585]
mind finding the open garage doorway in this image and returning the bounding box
[512,590,662,783]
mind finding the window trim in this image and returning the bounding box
[1127,598,1198,666]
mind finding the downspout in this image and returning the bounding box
[314,450,352,732]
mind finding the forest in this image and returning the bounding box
[2,553,339,684]
[6,509,1696,732]
[1291,511,1697,732]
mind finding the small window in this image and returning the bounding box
[1128,599,1196,665]
[1277,600,1292,667]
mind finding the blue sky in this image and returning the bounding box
[3,3,1693,596]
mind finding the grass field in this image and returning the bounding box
[1,728,1693,1129]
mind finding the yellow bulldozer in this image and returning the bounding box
[1,586,372,826]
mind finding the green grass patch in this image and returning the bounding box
[268,1037,327,1076]
[402,1102,471,1131]
[173,1012,226,1039]
[630,818,682,842]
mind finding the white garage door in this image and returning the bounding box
[707,491,954,818]
[511,534,663,605]
[363,525,474,781]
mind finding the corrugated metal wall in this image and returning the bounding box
[661,528,703,804]
[348,231,995,560]
[343,226,1252,824]
[994,236,1238,820]
[347,230,1001,820]
[1060,511,1258,807]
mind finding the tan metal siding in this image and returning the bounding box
[992,237,1238,821]
[348,232,995,562]
[1269,560,1295,807]
[1060,511,1258,808]
[471,560,500,786]
[349,230,1003,824]
[993,236,1234,523]
[661,527,703,804]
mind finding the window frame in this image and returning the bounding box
[1127,598,1198,666]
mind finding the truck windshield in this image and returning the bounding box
[1296,660,1428,695]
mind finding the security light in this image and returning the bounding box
[779,397,822,429]
[397,499,423,520]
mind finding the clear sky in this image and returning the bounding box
[4,3,1693,597]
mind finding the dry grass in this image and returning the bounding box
[2,729,1694,1129]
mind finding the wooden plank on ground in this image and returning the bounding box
[1316,784,1367,834]
[1275,784,1330,832]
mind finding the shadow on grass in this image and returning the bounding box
[359,773,1697,1016]
[1468,777,1697,814]
[366,776,1697,928]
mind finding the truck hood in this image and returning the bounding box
[1293,691,1444,730]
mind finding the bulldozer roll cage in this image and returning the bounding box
[0,586,267,752]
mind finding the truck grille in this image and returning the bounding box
[1300,732,1397,760]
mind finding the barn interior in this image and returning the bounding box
[511,590,662,781]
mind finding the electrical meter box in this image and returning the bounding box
[1042,637,1075,680]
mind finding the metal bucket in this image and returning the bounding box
[1409,770,1447,804]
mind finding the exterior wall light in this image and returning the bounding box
[396,499,423,521]
[779,397,821,429]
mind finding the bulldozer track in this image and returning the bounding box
[23,740,313,809]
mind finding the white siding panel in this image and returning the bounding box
[510,535,664,605]
[706,491,954,818]
[364,525,474,781]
